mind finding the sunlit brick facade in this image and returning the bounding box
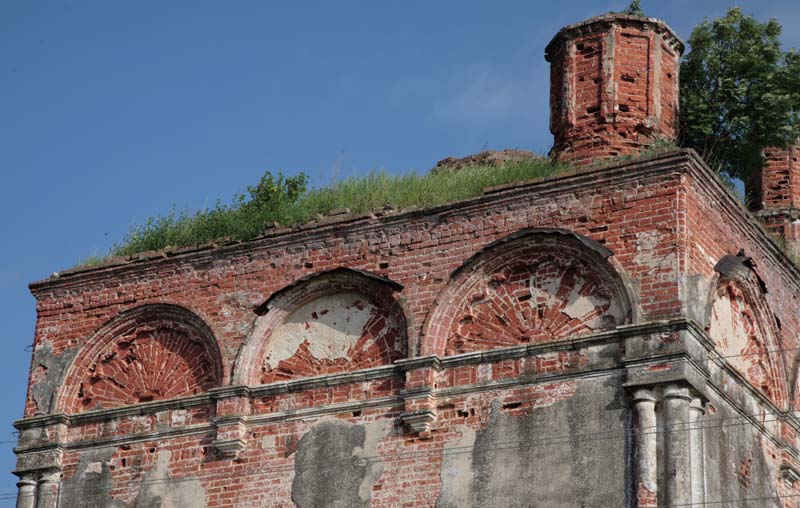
[13,12,800,508]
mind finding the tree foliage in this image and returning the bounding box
[679,7,800,183]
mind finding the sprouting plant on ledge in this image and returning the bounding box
[105,158,568,261]
[622,0,644,16]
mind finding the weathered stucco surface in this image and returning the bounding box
[59,448,207,508]
[436,377,627,508]
[703,400,781,508]
[60,447,119,508]
[708,282,773,397]
[262,292,403,382]
[291,418,388,508]
[29,340,77,415]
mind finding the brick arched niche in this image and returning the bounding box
[234,269,410,386]
[56,304,223,414]
[705,254,788,407]
[421,229,633,357]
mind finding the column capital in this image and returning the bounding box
[37,469,61,483]
[689,396,705,414]
[662,384,692,402]
[15,477,36,508]
[631,388,658,403]
[15,477,36,488]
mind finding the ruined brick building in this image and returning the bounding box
[13,11,800,508]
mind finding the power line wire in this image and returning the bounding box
[6,334,800,503]
[12,338,800,446]
[1,406,796,502]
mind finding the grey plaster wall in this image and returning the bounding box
[59,448,206,508]
[436,374,629,508]
[60,446,120,508]
[30,340,77,414]
[291,418,388,508]
[703,398,781,508]
[133,451,207,508]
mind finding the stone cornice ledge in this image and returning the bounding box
[248,364,401,398]
[14,319,695,431]
[15,393,215,430]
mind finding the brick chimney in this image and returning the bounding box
[752,142,800,257]
[545,14,684,165]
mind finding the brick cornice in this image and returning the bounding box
[544,13,684,59]
[29,149,694,296]
[682,149,800,293]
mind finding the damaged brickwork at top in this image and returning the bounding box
[13,9,800,508]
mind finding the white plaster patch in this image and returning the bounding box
[84,461,103,475]
[529,271,562,308]
[438,425,477,508]
[130,416,151,433]
[264,292,396,369]
[171,409,188,427]
[477,363,493,382]
[633,230,659,264]
[708,288,768,391]
[696,243,717,267]
[355,420,391,501]
[563,282,607,321]
[261,435,276,450]
[709,294,746,354]
[139,450,207,507]
[633,231,679,274]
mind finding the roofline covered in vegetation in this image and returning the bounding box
[29,149,799,295]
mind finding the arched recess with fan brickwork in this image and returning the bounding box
[705,254,788,408]
[421,228,633,357]
[233,268,410,386]
[56,304,223,414]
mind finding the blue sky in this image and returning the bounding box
[1,0,799,500]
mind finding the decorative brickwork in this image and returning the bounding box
[761,144,800,210]
[752,142,800,258]
[13,8,800,506]
[57,304,222,414]
[15,150,800,508]
[706,258,787,407]
[423,229,630,357]
[546,14,683,165]
[235,269,408,386]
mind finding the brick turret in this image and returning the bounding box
[752,142,800,257]
[545,14,684,165]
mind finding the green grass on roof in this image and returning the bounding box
[99,157,568,262]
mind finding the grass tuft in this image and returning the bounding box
[96,157,569,263]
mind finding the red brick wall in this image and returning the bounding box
[26,162,687,419]
[546,15,682,165]
[685,169,800,411]
[761,144,800,210]
[53,375,617,508]
[17,152,800,506]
